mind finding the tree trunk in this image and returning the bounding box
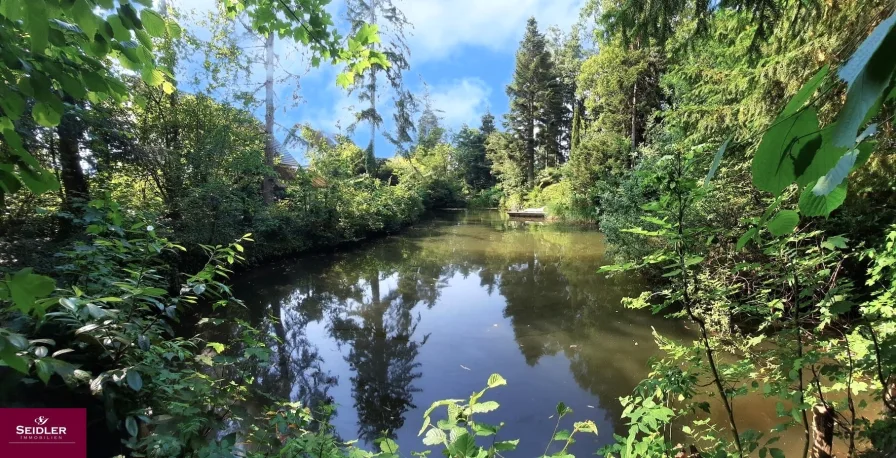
[809,404,834,458]
[630,76,640,168]
[365,2,378,175]
[262,32,276,204]
[526,103,535,186]
[58,102,89,209]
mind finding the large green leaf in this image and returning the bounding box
[71,0,97,38]
[811,150,857,196]
[838,13,896,87]
[752,108,818,195]
[793,126,847,187]
[0,344,29,374]
[422,428,446,446]
[449,433,477,458]
[32,102,62,127]
[140,9,166,37]
[471,401,499,413]
[25,1,49,53]
[767,210,799,236]
[6,268,56,314]
[832,16,896,147]
[0,90,25,121]
[799,181,847,217]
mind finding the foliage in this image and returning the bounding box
[597,8,896,457]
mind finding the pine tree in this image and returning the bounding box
[505,17,560,187]
[345,0,413,173]
[480,112,496,136]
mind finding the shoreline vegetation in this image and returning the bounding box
[1,0,896,457]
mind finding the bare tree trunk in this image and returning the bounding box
[809,404,833,458]
[364,1,379,175]
[630,77,639,167]
[262,32,276,203]
[527,102,535,186]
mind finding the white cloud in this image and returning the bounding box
[400,0,585,62]
[427,78,491,129]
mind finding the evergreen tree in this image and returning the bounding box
[480,111,496,136]
[454,122,494,191]
[345,0,414,174]
[505,17,561,186]
[416,94,445,151]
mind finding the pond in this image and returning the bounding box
[226,210,799,455]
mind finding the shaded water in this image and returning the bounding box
[227,210,802,455]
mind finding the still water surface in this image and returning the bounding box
[230,210,791,455]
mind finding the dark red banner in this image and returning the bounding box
[0,408,86,458]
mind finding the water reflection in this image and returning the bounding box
[231,210,692,454]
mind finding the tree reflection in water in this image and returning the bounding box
[330,273,428,442]
[230,210,692,450]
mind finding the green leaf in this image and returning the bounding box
[471,401,499,413]
[7,333,28,350]
[782,65,830,117]
[793,127,847,187]
[838,13,896,87]
[472,422,498,437]
[704,136,730,187]
[574,421,597,434]
[449,433,477,458]
[141,68,164,87]
[336,71,355,89]
[493,440,518,452]
[799,181,847,217]
[71,0,97,38]
[35,359,52,384]
[26,1,49,53]
[0,345,28,374]
[378,438,398,454]
[812,150,857,196]
[752,108,818,195]
[125,416,138,437]
[737,227,758,251]
[553,430,571,441]
[0,91,25,120]
[423,399,464,418]
[832,17,896,148]
[769,448,785,458]
[7,269,56,314]
[486,373,506,388]
[126,369,143,391]
[354,23,380,44]
[167,22,182,39]
[767,210,799,236]
[823,235,848,249]
[140,8,166,37]
[206,342,225,353]
[556,401,571,416]
[32,102,62,127]
[51,19,84,34]
[422,428,446,446]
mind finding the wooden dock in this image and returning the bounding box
[506,208,546,218]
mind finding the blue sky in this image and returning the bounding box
[173,0,585,159]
